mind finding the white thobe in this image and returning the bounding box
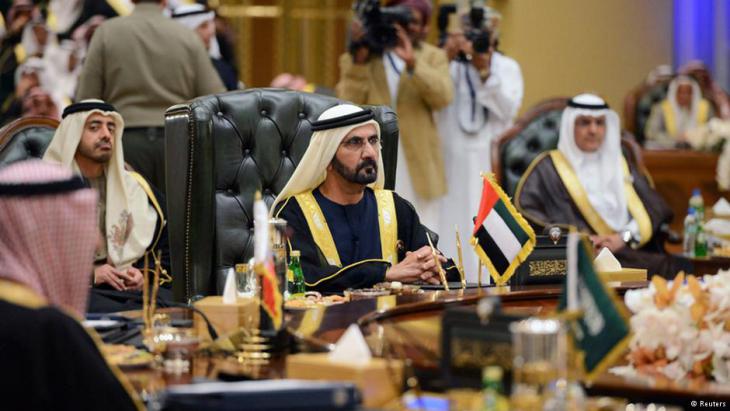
[436,52,523,282]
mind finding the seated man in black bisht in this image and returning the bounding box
[514,93,688,278]
[0,160,142,411]
[273,104,459,293]
[44,100,170,311]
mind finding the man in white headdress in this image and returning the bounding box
[273,104,459,293]
[436,5,523,281]
[43,100,169,310]
[515,93,688,278]
[645,75,714,148]
[171,4,239,90]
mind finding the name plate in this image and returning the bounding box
[510,235,567,286]
[441,305,524,389]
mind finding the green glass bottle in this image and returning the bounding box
[695,222,708,257]
[289,250,306,295]
[482,365,508,411]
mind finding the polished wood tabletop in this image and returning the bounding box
[117,281,730,407]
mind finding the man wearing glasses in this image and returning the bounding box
[272,104,458,293]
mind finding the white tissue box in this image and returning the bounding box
[598,268,647,282]
[286,353,404,407]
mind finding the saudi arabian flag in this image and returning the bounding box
[559,234,631,383]
[471,174,536,285]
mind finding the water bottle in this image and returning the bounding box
[683,209,697,257]
[689,188,705,222]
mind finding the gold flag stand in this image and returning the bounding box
[426,232,449,291]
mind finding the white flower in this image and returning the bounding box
[624,288,655,313]
[630,307,695,360]
[662,361,687,381]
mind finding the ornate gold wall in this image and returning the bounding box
[211,0,353,88]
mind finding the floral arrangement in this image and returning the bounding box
[618,271,730,383]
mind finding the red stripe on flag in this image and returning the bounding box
[473,177,499,236]
[260,258,283,329]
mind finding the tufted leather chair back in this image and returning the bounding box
[165,89,400,301]
[623,79,671,144]
[492,98,567,197]
[0,117,59,167]
[492,97,644,198]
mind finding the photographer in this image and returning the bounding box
[437,6,523,281]
[336,0,453,232]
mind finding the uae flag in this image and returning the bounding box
[255,257,283,330]
[471,174,535,285]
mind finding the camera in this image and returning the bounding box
[465,7,491,54]
[351,0,413,55]
[438,4,491,62]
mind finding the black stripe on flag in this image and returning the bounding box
[475,224,510,274]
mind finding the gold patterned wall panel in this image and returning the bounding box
[213,0,353,88]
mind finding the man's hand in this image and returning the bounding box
[93,264,133,291]
[385,245,447,284]
[393,25,415,70]
[124,267,145,291]
[471,50,493,81]
[590,233,626,253]
[442,33,465,62]
[350,19,370,64]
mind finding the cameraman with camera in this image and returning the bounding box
[336,0,453,232]
[437,6,523,281]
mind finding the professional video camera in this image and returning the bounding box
[350,0,413,55]
[437,4,492,62]
[465,7,491,54]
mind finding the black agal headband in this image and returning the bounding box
[0,175,87,197]
[567,98,609,110]
[310,109,375,131]
[62,101,117,119]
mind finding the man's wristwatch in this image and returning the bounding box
[621,229,638,248]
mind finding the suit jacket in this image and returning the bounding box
[76,3,225,127]
[336,43,453,200]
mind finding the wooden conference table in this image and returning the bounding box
[120,283,730,408]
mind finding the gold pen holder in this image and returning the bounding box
[192,296,260,341]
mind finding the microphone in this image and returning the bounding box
[91,289,219,340]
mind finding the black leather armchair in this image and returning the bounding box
[165,89,400,301]
[492,98,567,197]
[623,80,671,144]
[0,117,59,167]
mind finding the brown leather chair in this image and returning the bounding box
[164,89,400,301]
[679,61,730,119]
[0,116,59,167]
[492,97,646,197]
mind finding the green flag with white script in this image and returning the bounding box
[558,233,631,382]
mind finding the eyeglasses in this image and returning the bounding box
[340,135,380,151]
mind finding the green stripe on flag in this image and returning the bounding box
[493,200,530,245]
